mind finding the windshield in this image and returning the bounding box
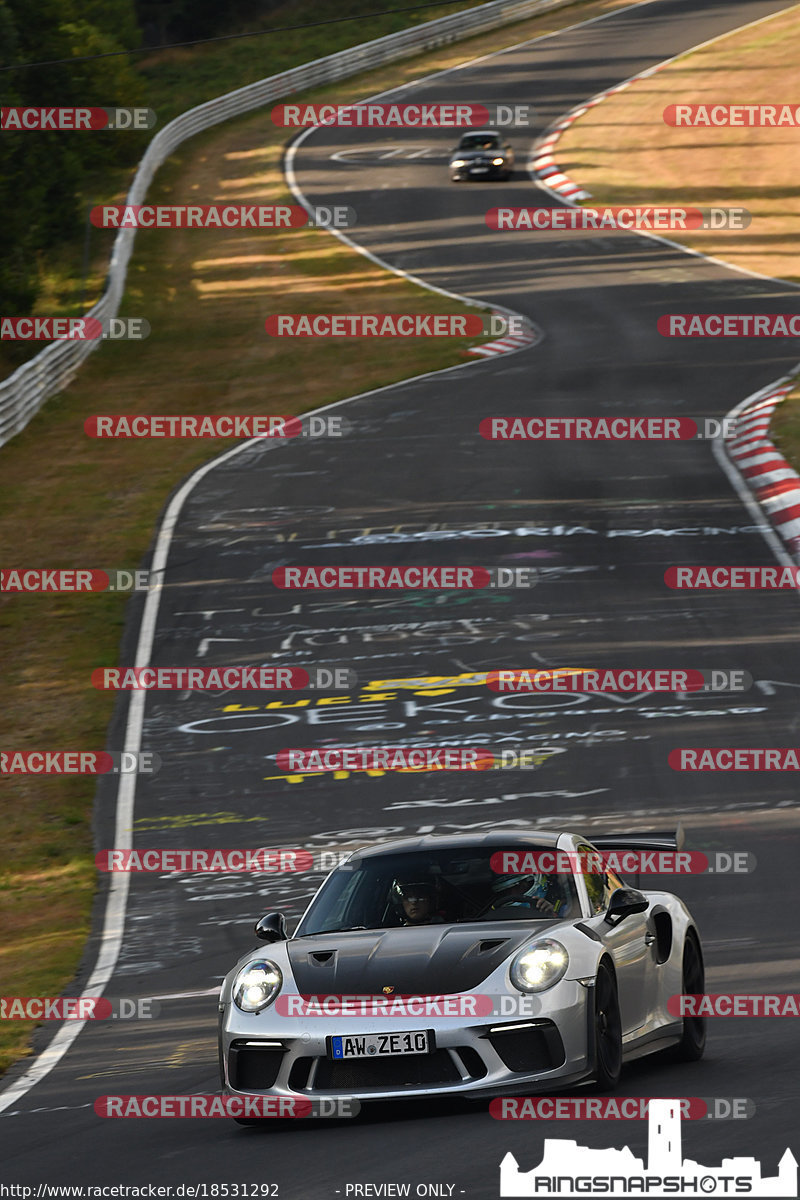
[295,845,579,935]
[458,133,502,150]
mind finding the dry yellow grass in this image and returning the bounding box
[555,4,800,281]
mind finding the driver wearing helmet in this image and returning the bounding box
[391,879,445,926]
[490,872,567,916]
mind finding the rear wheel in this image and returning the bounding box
[674,931,706,1061]
[592,960,622,1089]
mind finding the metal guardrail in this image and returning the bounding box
[0,0,574,448]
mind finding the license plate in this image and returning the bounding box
[330,1030,430,1059]
[470,166,489,173]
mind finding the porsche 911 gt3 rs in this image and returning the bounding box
[218,829,704,1116]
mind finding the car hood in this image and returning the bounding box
[451,148,502,160]
[286,923,558,995]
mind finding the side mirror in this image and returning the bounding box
[255,912,287,943]
[603,887,649,927]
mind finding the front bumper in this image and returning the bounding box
[450,162,509,180]
[219,981,592,1103]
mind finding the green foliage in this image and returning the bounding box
[0,0,144,314]
[0,0,487,319]
[135,0,284,46]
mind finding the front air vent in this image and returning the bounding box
[228,1041,285,1090]
[288,1057,314,1090]
[478,939,507,954]
[313,1051,461,1090]
[452,1045,488,1079]
[310,951,335,964]
[485,1020,565,1073]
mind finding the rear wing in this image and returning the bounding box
[588,824,684,854]
[586,824,685,888]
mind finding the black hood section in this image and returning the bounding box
[287,923,558,995]
[453,149,498,161]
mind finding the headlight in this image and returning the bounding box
[451,158,466,167]
[232,959,282,1012]
[492,157,505,166]
[510,939,569,993]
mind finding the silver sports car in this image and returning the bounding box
[218,829,704,1115]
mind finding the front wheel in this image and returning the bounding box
[674,932,706,1061]
[592,960,622,1089]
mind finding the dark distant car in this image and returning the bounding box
[218,828,705,1119]
[449,129,514,180]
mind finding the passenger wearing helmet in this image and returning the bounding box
[391,880,445,926]
[489,872,567,916]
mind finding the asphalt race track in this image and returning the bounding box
[4,0,800,1195]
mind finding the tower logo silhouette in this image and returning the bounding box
[500,1099,798,1197]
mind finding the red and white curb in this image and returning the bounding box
[528,65,672,202]
[466,315,539,358]
[527,7,800,227]
[529,111,594,201]
[726,384,800,558]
